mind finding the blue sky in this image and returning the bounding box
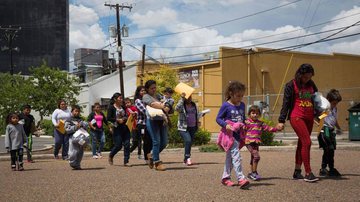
[68,0,360,68]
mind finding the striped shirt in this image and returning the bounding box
[244,118,278,144]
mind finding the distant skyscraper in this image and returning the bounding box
[0,0,69,75]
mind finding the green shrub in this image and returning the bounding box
[199,144,222,152]
[260,118,283,146]
[39,119,54,136]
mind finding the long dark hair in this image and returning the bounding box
[57,99,66,109]
[144,80,156,93]
[110,92,122,105]
[295,63,314,85]
[6,112,19,125]
[134,85,145,100]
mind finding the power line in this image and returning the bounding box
[124,0,303,40]
[145,12,360,49]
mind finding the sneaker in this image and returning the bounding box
[304,172,319,182]
[221,178,235,187]
[11,165,16,171]
[62,156,69,160]
[293,169,304,180]
[254,172,261,180]
[185,158,193,166]
[328,168,341,177]
[319,168,329,176]
[147,153,154,169]
[124,163,132,167]
[248,172,257,181]
[92,155,98,159]
[97,153,103,158]
[18,165,24,171]
[27,159,35,163]
[238,178,250,189]
[155,161,166,171]
[54,156,60,160]
[108,156,113,165]
[138,155,144,160]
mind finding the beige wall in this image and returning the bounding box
[137,48,360,133]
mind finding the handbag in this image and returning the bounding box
[146,105,165,120]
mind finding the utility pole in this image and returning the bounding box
[141,44,145,85]
[104,3,132,98]
[0,26,21,76]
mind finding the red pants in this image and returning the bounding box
[290,117,313,174]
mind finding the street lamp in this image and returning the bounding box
[1,26,21,76]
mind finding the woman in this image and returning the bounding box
[51,99,71,160]
[143,80,169,171]
[277,63,319,182]
[175,93,201,166]
[107,92,131,166]
[134,86,152,163]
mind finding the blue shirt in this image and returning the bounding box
[216,101,246,141]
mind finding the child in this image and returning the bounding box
[19,104,37,163]
[125,98,142,159]
[244,105,278,181]
[162,87,175,115]
[5,113,27,171]
[65,105,89,170]
[216,81,249,188]
[87,103,108,159]
[318,89,342,177]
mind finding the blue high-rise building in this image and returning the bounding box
[0,0,69,74]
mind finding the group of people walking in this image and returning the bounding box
[5,64,344,189]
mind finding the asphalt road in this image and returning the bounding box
[0,149,359,202]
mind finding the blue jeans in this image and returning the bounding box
[90,130,105,155]
[179,126,198,161]
[146,119,168,162]
[110,124,130,164]
[54,129,69,159]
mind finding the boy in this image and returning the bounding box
[19,104,36,163]
[318,89,342,177]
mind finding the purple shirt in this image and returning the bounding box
[186,104,197,127]
[216,101,246,141]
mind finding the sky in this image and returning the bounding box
[69,0,360,69]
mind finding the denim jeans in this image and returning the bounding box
[54,129,69,159]
[109,124,130,164]
[130,129,141,155]
[146,119,168,162]
[222,140,246,181]
[179,126,198,161]
[90,130,105,156]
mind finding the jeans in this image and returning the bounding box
[179,126,197,161]
[109,124,131,164]
[90,130,105,156]
[130,129,142,155]
[222,140,246,181]
[146,119,168,162]
[10,148,23,168]
[54,129,69,159]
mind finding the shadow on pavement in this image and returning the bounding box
[260,177,288,181]
[194,162,220,165]
[166,167,198,171]
[23,168,42,171]
[80,167,106,171]
[342,173,360,177]
[249,182,275,187]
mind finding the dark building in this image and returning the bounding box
[0,0,69,75]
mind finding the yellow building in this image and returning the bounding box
[137,47,360,133]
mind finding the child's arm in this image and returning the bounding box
[261,122,278,133]
[65,121,78,134]
[5,125,10,150]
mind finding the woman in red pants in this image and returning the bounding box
[277,63,319,182]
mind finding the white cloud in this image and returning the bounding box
[182,0,252,6]
[321,6,360,35]
[69,4,107,68]
[129,7,178,29]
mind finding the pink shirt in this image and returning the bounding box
[94,114,103,129]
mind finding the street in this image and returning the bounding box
[0,149,359,202]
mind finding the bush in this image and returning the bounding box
[199,144,222,152]
[39,119,54,136]
[260,118,283,146]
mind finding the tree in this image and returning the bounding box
[0,73,34,132]
[28,61,81,124]
[143,64,178,93]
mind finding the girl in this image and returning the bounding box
[216,81,249,188]
[277,63,319,182]
[5,113,27,171]
[134,86,153,163]
[65,105,89,170]
[51,99,71,160]
[175,93,201,166]
[87,102,107,159]
[244,105,278,181]
[125,98,141,159]
[107,92,131,167]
